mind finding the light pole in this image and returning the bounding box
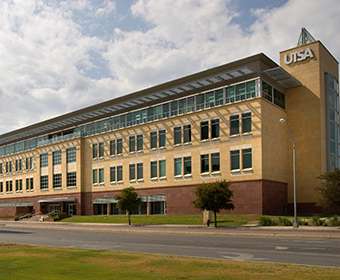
[280,118,299,228]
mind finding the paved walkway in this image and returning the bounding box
[2,220,340,239]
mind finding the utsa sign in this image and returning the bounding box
[284,47,314,65]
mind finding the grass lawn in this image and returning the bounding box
[0,243,338,280]
[60,214,262,226]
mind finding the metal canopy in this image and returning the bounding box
[38,197,77,203]
[0,66,256,146]
[262,67,302,88]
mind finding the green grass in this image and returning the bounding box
[60,214,261,226]
[0,243,338,280]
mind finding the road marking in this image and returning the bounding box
[275,246,289,250]
[219,252,266,261]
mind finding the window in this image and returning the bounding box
[53,151,61,165]
[26,178,33,191]
[137,135,143,151]
[117,166,123,181]
[129,164,136,181]
[93,169,98,184]
[175,157,192,177]
[110,166,116,182]
[117,139,123,154]
[174,127,181,145]
[151,130,165,149]
[0,182,3,193]
[201,121,209,140]
[129,136,136,153]
[53,174,62,189]
[6,181,12,192]
[201,153,220,174]
[40,153,48,168]
[15,179,22,192]
[242,148,252,169]
[242,113,251,134]
[137,163,143,180]
[230,115,239,136]
[0,163,2,174]
[99,143,104,157]
[110,139,122,155]
[15,159,22,171]
[231,148,252,171]
[99,168,104,184]
[67,147,76,163]
[183,125,191,143]
[26,157,33,170]
[110,140,116,156]
[40,175,48,190]
[92,144,98,158]
[201,119,219,140]
[6,161,12,173]
[67,172,77,187]
[150,160,166,179]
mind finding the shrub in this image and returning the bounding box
[277,217,293,226]
[330,215,340,226]
[259,216,277,226]
[311,216,322,226]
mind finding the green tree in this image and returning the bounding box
[114,187,142,225]
[191,180,235,227]
[316,168,340,208]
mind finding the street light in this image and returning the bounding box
[280,118,299,228]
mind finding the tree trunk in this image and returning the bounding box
[128,211,131,225]
[214,211,217,227]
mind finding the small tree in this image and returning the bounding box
[114,187,142,225]
[316,168,340,208]
[191,180,235,227]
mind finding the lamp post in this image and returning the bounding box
[280,118,298,228]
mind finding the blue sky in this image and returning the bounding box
[0,0,338,134]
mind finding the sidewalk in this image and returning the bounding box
[2,220,340,239]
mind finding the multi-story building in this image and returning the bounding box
[0,28,338,217]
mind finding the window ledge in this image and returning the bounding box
[67,186,77,189]
[183,142,192,146]
[230,134,240,138]
[200,172,210,176]
[211,137,220,141]
[174,175,182,178]
[137,179,144,182]
[174,144,182,147]
[242,132,252,136]
[183,174,192,178]
[200,139,209,143]
[230,169,241,173]
[211,171,221,175]
[242,168,253,172]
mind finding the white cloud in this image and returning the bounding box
[0,0,339,135]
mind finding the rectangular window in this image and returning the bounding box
[151,132,157,149]
[26,157,33,170]
[211,119,220,139]
[137,134,143,151]
[117,139,123,154]
[93,169,98,184]
[110,166,116,182]
[15,159,22,171]
[67,172,77,187]
[242,113,251,134]
[129,136,136,153]
[15,179,22,192]
[26,178,33,191]
[137,163,143,180]
[151,161,157,179]
[159,130,166,148]
[174,127,181,145]
[40,153,48,168]
[159,160,166,178]
[242,148,252,169]
[201,121,209,140]
[40,175,48,190]
[53,174,62,189]
[0,182,3,193]
[184,156,192,175]
[0,163,2,174]
[183,125,191,143]
[201,154,209,173]
[99,143,104,158]
[110,140,116,156]
[53,151,61,165]
[92,144,98,158]
[66,147,76,163]
[99,168,104,184]
[117,166,123,182]
[230,115,239,136]
[129,164,136,181]
[231,150,240,170]
[6,181,12,192]
[211,153,220,172]
[174,158,182,176]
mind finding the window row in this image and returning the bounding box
[0,157,34,175]
[42,148,77,168]
[0,178,34,194]
[40,172,77,190]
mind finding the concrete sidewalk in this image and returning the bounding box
[2,220,340,239]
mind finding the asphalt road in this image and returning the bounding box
[0,224,339,268]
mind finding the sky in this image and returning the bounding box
[0,0,339,135]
